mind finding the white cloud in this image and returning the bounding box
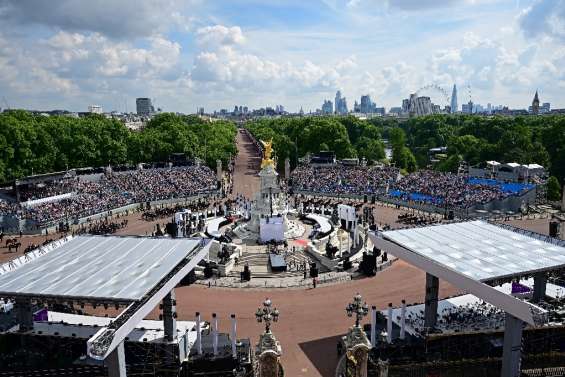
[519,0,565,41]
[43,32,182,79]
[196,25,245,47]
[0,1,564,112]
[190,27,357,98]
[0,0,198,39]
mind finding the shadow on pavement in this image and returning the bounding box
[299,334,342,377]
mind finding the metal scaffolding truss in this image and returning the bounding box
[87,239,211,360]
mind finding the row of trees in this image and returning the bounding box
[246,113,565,190]
[367,114,565,183]
[0,111,237,182]
[245,116,386,171]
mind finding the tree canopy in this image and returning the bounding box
[245,116,386,170]
[368,114,565,182]
[247,113,565,183]
[0,111,236,182]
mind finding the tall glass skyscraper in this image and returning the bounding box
[450,84,458,113]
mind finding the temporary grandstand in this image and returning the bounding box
[369,221,565,376]
[0,235,212,377]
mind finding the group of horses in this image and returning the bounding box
[3,237,21,253]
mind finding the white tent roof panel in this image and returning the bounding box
[0,236,201,301]
[382,221,565,281]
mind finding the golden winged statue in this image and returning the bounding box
[260,139,275,169]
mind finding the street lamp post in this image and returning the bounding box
[345,292,369,328]
[255,298,280,333]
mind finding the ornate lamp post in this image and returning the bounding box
[342,293,372,377]
[254,298,282,377]
[255,298,280,333]
[346,293,369,328]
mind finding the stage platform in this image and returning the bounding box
[269,253,287,272]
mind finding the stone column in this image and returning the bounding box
[15,297,33,331]
[107,341,126,377]
[501,313,524,377]
[386,303,393,344]
[424,273,439,329]
[255,331,282,377]
[400,300,406,340]
[195,312,202,355]
[533,273,547,303]
[370,306,377,347]
[163,290,177,342]
[284,158,290,180]
[231,314,237,358]
[343,325,372,377]
[216,160,222,182]
[212,313,219,356]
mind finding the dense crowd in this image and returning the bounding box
[1,166,217,226]
[291,165,531,209]
[406,300,505,335]
[390,170,511,208]
[291,165,400,195]
[18,180,77,202]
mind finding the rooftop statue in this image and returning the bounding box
[261,139,275,169]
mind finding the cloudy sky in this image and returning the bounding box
[0,0,563,113]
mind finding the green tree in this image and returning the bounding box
[355,136,385,163]
[547,176,562,201]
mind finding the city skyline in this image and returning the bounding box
[0,0,564,113]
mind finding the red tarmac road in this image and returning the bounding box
[232,128,261,199]
[174,262,457,377]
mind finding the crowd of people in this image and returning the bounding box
[406,300,505,335]
[18,180,77,202]
[390,170,512,208]
[291,165,400,195]
[1,166,217,227]
[291,165,531,209]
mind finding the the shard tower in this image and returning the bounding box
[450,84,458,113]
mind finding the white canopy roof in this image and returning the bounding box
[380,221,565,282]
[369,222,550,325]
[506,162,521,168]
[0,236,202,301]
[524,163,544,170]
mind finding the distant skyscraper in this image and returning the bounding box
[88,105,103,114]
[462,100,474,114]
[360,95,376,114]
[450,84,458,113]
[402,99,410,113]
[136,98,154,116]
[321,100,333,114]
[334,90,348,114]
[335,91,341,114]
[531,90,540,115]
[414,96,433,116]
